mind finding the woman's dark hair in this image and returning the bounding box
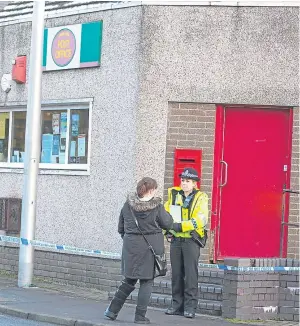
[136,177,158,198]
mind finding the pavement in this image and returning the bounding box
[0,275,297,326]
[0,314,56,326]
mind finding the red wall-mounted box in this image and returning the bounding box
[12,55,26,84]
[173,148,202,189]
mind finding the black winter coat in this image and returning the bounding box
[118,193,173,280]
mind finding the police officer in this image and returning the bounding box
[164,167,208,318]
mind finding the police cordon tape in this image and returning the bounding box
[0,235,299,272]
[197,263,300,272]
[0,235,121,258]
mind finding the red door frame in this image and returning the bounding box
[211,105,294,262]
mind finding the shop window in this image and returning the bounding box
[0,104,90,171]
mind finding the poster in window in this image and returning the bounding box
[59,152,65,164]
[41,134,53,163]
[52,113,60,135]
[60,112,67,138]
[0,113,8,139]
[60,137,66,151]
[52,134,60,155]
[13,150,20,163]
[71,114,79,136]
[78,134,86,157]
[70,140,76,157]
[20,152,25,163]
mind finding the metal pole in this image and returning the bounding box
[18,0,45,288]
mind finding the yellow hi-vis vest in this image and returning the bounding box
[164,187,208,238]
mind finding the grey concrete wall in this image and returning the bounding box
[0,6,142,252]
[136,5,299,189]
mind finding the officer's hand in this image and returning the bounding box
[180,218,201,232]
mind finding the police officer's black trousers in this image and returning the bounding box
[170,238,200,313]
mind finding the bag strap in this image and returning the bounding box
[129,205,156,256]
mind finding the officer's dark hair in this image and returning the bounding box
[136,177,158,198]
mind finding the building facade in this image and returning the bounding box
[0,1,299,262]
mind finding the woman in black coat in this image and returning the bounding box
[104,177,174,324]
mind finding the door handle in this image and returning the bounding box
[220,160,228,187]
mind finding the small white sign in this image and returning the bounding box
[46,24,82,71]
[1,74,12,93]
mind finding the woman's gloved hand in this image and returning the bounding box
[172,223,182,233]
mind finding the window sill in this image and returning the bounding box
[0,165,90,176]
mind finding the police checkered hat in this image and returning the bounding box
[179,167,200,181]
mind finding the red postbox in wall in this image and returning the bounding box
[174,148,202,188]
[12,56,26,84]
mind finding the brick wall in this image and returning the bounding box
[278,272,299,321]
[288,107,299,259]
[164,102,216,262]
[0,244,121,293]
[164,102,215,197]
[222,258,299,322]
[0,244,18,273]
[223,270,300,321]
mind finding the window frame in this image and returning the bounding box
[0,98,93,173]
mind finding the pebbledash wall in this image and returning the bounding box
[0,5,142,253]
[0,4,299,260]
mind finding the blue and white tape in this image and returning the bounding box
[198,263,300,272]
[0,235,121,259]
[0,235,299,271]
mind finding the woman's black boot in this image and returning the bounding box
[134,308,150,324]
[104,281,135,320]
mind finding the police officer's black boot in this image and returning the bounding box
[104,281,135,320]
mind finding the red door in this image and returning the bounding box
[212,106,293,260]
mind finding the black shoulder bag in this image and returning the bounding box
[129,206,167,278]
